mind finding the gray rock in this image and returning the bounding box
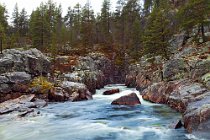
[0,76,9,84]
[169,32,186,53]
[0,48,51,76]
[61,81,92,101]
[4,72,31,83]
[173,47,197,59]
[163,59,189,81]
[0,94,36,115]
[190,59,210,80]
[0,84,11,93]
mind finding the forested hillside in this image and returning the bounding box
[1,0,210,139]
[0,0,209,63]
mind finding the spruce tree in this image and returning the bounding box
[178,0,210,42]
[80,1,95,50]
[99,0,112,46]
[143,1,172,59]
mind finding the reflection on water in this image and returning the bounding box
[0,84,201,140]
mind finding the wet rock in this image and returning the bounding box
[61,81,92,102]
[142,79,210,133]
[18,108,35,117]
[142,82,170,104]
[0,94,36,115]
[169,120,183,129]
[111,93,141,106]
[103,88,120,95]
[33,98,47,108]
[64,70,105,94]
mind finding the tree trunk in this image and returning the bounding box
[0,38,2,54]
[201,22,205,42]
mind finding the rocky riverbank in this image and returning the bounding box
[125,33,210,133]
[0,48,124,117]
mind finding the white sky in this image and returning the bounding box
[0,0,117,17]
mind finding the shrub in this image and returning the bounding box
[30,76,53,94]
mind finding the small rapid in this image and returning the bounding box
[0,84,195,140]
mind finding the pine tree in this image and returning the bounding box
[0,24,5,54]
[0,3,8,30]
[19,8,28,37]
[178,0,210,42]
[80,1,95,50]
[98,0,112,45]
[143,1,172,59]
[0,3,8,52]
[130,17,142,60]
[144,0,153,15]
[30,3,50,50]
[12,3,20,33]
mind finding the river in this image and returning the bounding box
[0,84,199,140]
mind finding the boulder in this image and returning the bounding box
[0,48,51,76]
[169,32,186,54]
[111,93,141,106]
[103,88,120,95]
[61,81,92,102]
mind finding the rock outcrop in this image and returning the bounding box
[0,48,51,76]
[56,53,124,94]
[125,56,163,91]
[0,48,51,103]
[126,38,210,133]
[142,79,210,132]
[0,94,46,116]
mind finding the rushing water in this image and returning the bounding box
[0,84,199,140]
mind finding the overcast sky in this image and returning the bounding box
[0,0,117,17]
